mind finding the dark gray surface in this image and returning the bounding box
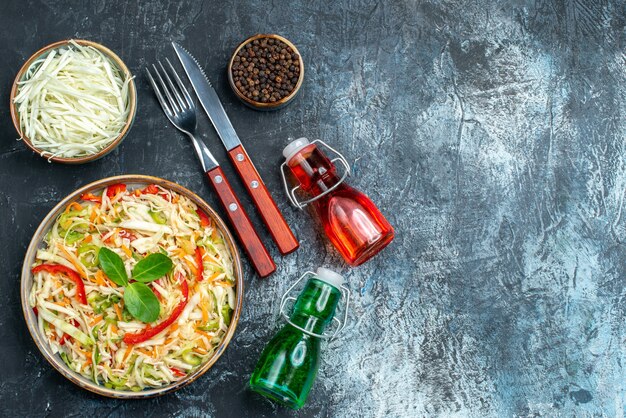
[1,0,626,417]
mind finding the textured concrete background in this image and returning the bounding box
[1,0,625,417]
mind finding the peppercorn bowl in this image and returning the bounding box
[228,34,304,110]
[21,175,243,398]
[10,39,137,164]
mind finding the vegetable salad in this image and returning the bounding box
[29,183,236,391]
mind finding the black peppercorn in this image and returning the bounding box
[231,35,301,105]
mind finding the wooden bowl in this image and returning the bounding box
[20,175,243,398]
[10,40,137,164]
[227,34,304,111]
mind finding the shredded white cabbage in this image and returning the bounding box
[14,40,132,159]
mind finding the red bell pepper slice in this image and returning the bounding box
[196,209,211,227]
[141,184,171,201]
[123,272,189,345]
[32,264,87,305]
[153,287,163,302]
[106,183,127,199]
[195,247,204,281]
[80,193,102,204]
[141,184,159,195]
[170,367,186,377]
[33,306,38,316]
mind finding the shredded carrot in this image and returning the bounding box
[193,347,208,355]
[169,323,179,332]
[184,258,198,277]
[83,234,93,243]
[107,276,118,288]
[201,300,209,323]
[91,314,103,326]
[172,194,180,204]
[207,271,221,282]
[136,348,153,357]
[204,252,220,264]
[81,357,93,372]
[196,338,207,351]
[122,346,133,362]
[121,245,132,258]
[103,228,119,245]
[113,303,122,321]
[164,338,174,345]
[65,202,83,213]
[89,210,97,231]
[211,229,219,241]
[213,280,232,288]
[56,299,70,308]
[96,270,117,288]
[196,329,212,339]
[57,244,87,279]
[95,270,106,286]
[110,323,118,334]
[75,345,92,358]
[83,274,98,285]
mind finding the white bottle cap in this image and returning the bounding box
[282,137,310,162]
[315,267,344,289]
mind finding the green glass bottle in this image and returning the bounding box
[250,268,348,410]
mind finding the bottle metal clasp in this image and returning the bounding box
[279,271,350,340]
[280,140,351,210]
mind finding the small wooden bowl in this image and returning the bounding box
[227,34,304,111]
[20,175,243,398]
[10,40,137,164]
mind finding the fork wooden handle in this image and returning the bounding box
[228,145,299,255]
[206,166,276,278]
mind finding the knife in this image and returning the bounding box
[173,42,300,256]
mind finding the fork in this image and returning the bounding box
[146,59,276,278]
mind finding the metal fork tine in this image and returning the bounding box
[152,63,181,114]
[165,58,193,109]
[145,67,173,117]
[158,61,187,111]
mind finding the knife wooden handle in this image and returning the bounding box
[206,166,276,278]
[228,145,299,255]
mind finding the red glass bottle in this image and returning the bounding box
[281,138,394,266]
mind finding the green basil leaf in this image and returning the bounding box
[124,282,160,323]
[98,247,128,286]
[132,253,173,283]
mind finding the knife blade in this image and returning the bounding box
[172,42,240,151]
[173,42,300,255]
